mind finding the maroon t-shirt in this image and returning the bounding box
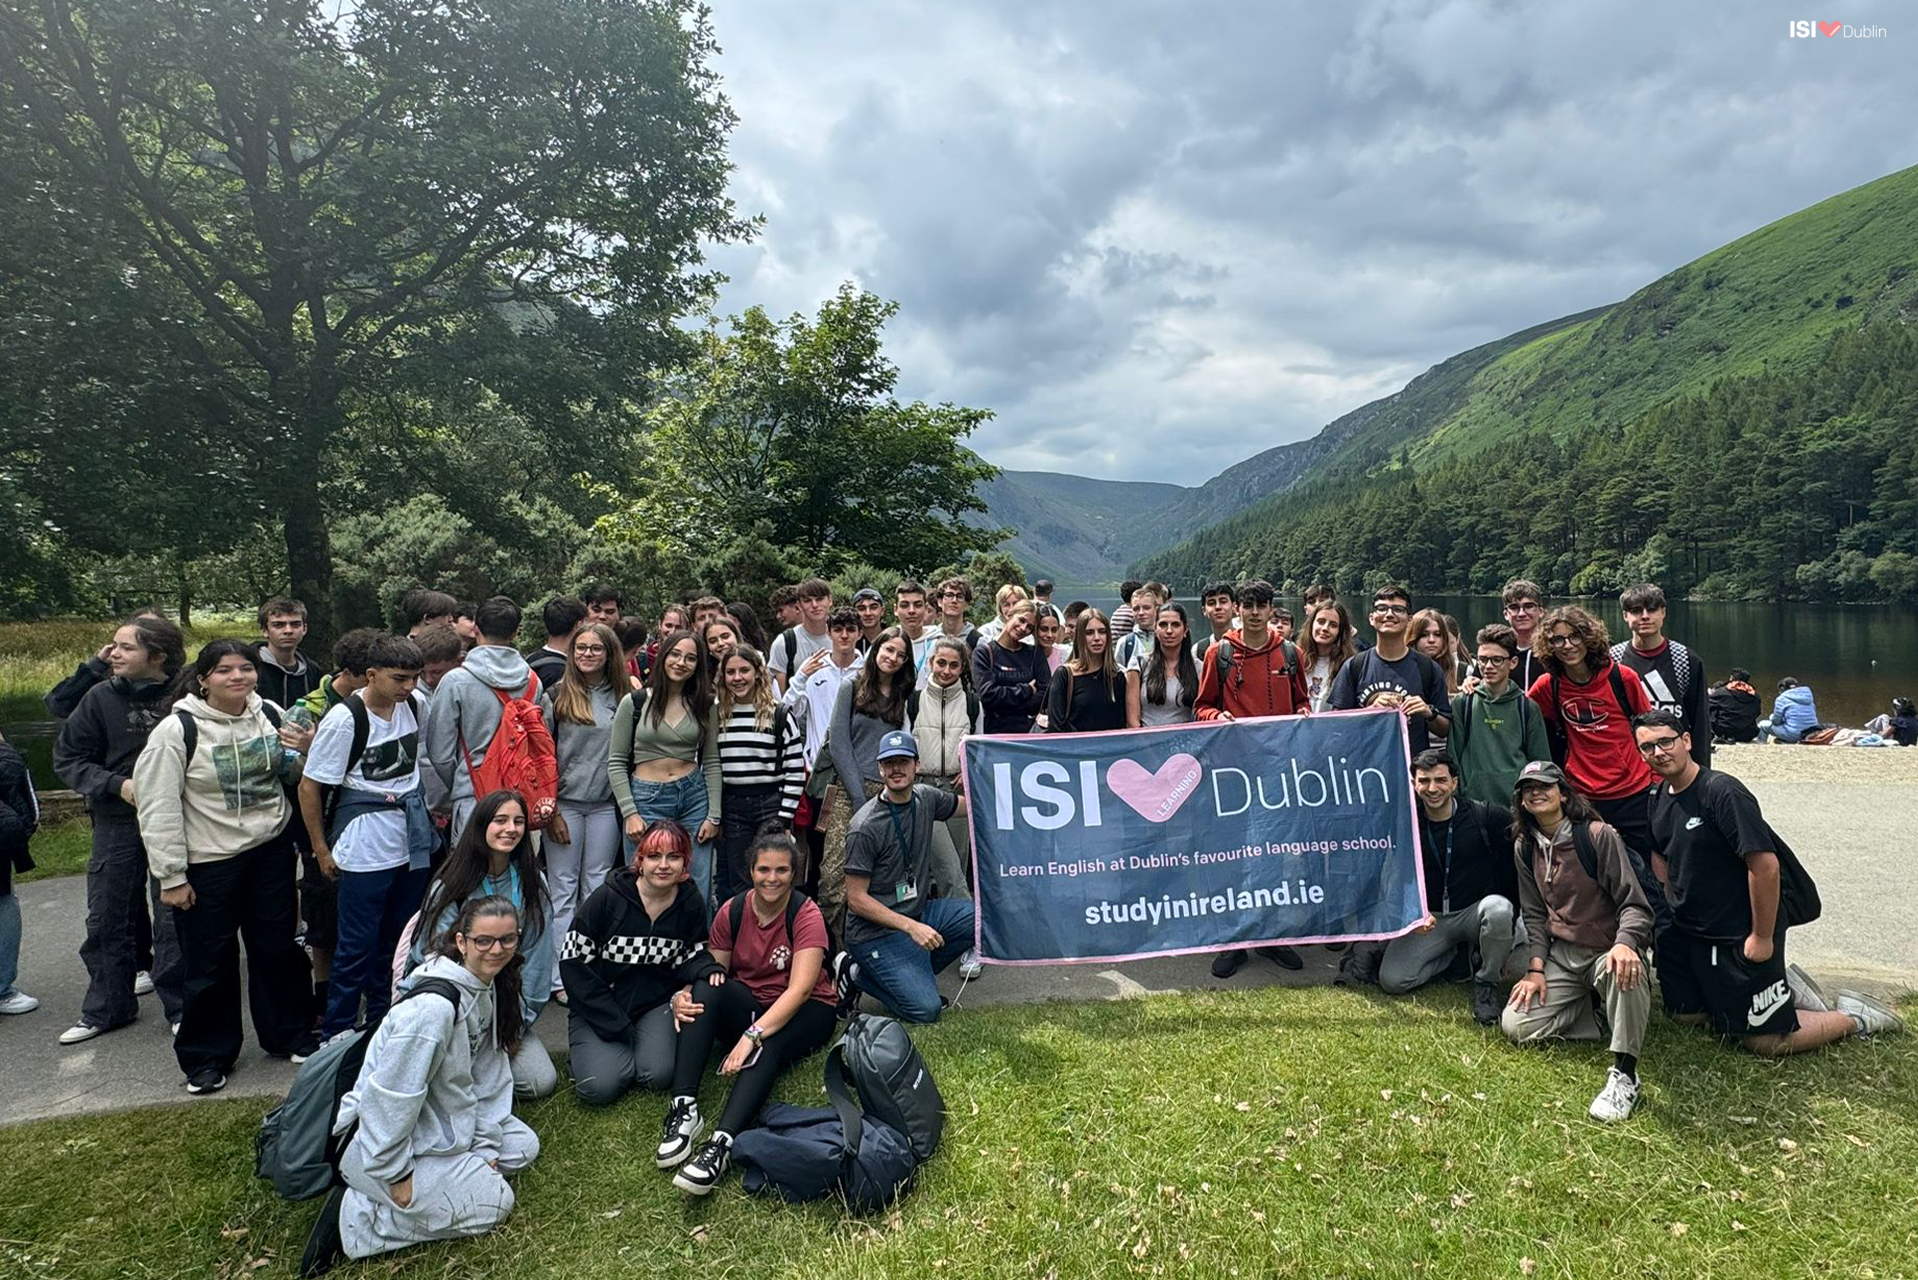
[709,895,837,1009]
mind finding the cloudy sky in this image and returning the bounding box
[700,0,1913,487]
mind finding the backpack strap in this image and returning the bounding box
[1455,693,1474,753]
[905,688,921,725]
[399,975,464,1014]
[727,890,806,952]
[345,696,372,776]
[176,710,198,765]
[824,1041,865,1156]
[1606,662,1632,717]
[966,688,980,727]
[1569,819,1603,882]
[1279,640,1299,678]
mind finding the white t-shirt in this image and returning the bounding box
[304,695,422,872]
[1127,650,1196,726]
[770,625,833,683]
[1306,655,1335,713]
[796,655,865,768]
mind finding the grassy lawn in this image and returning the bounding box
[2,983,1913,1279]
[20,817,91,884]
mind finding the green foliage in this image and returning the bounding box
[611,285,1005,578]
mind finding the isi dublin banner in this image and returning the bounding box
[961,710,1427,964]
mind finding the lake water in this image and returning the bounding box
[7,594,1915,792]
[1048,588,1918,732]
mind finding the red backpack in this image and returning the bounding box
[460,670,559,829]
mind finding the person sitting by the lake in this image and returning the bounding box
[1329,584,1449,753]
[41,608,166,720]
[1865,697,1918,747]
[251,596,324,712]
[0,732,41,1017]
[402,789,557,1099]
[1297,599,1356,714]
[299,895,539,1277]
[1707,668,1761,744]
[662,829,840,1196]
[299,634,432,1045]
[133,640,317,1094]
[1047,608,1129,734]
[1380,750,1518,1025]
[1500,761,1652,1123]
[1609,582,1710,769]
[1758,677,1821,744]
[972,601,1049,734]
[561,820,719,1107]
[1635,710,1904,1051]
[842,732,973,1024]
[1448,624,1550,810]
[1112,581,1166,670]
[1126,602,1200,728]
[53,613,189,1045]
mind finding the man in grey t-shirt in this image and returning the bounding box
[843,731,973,1023]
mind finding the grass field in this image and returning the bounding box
[2,984,1913,1279]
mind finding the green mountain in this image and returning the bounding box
[975,470,1188,586]
[1131,164,1918,601]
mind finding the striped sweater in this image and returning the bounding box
[715,702,807,821]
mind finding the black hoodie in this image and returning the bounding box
[559,873,721,1042]
[53,676,172,824]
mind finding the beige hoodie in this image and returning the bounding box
[133,692,295,888]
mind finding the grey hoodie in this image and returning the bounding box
[335,953,516,1182]
[424,645,533,806]
[539,681,619,806]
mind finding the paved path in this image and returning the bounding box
[4,768,1912,1126]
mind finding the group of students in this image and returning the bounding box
[1,570,1906,1274]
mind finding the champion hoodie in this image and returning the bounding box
[424,644,533,806]
[132,692,296,888]
[336,953,515,1183]
[559,874,720,1043]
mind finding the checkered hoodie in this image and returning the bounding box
[559,871,722,1043]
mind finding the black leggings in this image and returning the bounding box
[670,977,837,1136]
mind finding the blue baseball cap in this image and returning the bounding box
[876,730,919,762]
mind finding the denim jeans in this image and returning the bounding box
[324,862,431,1038]
[0,889,20,997]
[853,897,975,1023]
[629,772,713,911]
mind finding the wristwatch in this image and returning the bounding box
[744,1024,764,1044]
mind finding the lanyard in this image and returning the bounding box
[885,794,916,853]
[1424,813,1454,913]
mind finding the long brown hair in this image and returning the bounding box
[852,627,910,725]
[1297,601,1356,678]
[432,895,526,1053]
[1409,608,1461,694]
[716,644,778,733]
[642,628,712,726]
[1067,608,1119,694]
[552,622,627,726]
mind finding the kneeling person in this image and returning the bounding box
[1501,762,1652,1122]
[844,731,974,1023]
[1636,711,1901,1053]
[1379,750,1518,1024]
[302,896,538,1276]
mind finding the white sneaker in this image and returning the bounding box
[59,1022,105,1045]
[133,971,155,996]
[958,948,983,980]
[1588,1067,1640,1122]
[1835,990,1905,1037]
[0,991,40,1015]
[1786,963,1829,1013]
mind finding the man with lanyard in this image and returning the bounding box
[842,732,972,1023]
[1636,710,1901,1053]
[1373,750,1519,1023]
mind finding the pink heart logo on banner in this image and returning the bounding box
[1106,754,1204,823]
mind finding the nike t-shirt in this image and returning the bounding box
[1650,767,1777,940]
[304,695,421,872]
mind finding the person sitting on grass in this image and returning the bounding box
[1635,710,1903,1051]
[660,829,840,1197]
[1377,750,1518,1025]
[300,895,539,1277]
[1500,761,1652,1123]
[561,820,720,1107]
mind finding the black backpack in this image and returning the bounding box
[1544,663,1633,767]
[176,701,284,760]
[295,693,426,831]
[828,1012,946,1163]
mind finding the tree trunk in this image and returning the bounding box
[285,499,336,657]
[176,557,193,631]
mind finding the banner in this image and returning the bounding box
[962,710,1427,964]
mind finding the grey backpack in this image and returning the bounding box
[830,1012,945,1164]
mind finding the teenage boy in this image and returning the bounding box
[1498,579,1545,689]
[424,596,536,841]
[934,577,982,657]
[769,585,802,632]
[690,596,727,629]
[850,588,887,651]
[252,597,323,711]
[451,601,480,648]
[792,608,868,771]
[1191,580,1237,663]
[770,579,834,695]
[1031,579,1065,625]
[1328,585,1450,754]
[1379,751,1517,1023]
[294,629,382,725]
[1194,579,1310,977]
[397,588,459,639]
[1271,607,1295,644]
[1113,582,1164,670]
[843,732,973,1024]
[1502,761,1652,1123]
[413,624,465,698]
[1635,711,1902,1053]
[1449,624,1550,808]
[1109,579,1144,639]
[300,635,434,1039]
[582,583,623,628]
[893,580,936,689]
[528,596,587,689]
[1611,584,1710,769]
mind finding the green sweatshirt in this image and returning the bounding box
[1447,682,1550,810]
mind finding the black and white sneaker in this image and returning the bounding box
[185,1068,226,1096]
[672,1134,732,1195]
[656,1097,704,1169]
[831,953,862,1010]
[298,1184,347,1278]
[286,1033,323,1065]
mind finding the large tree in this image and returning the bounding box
[0,0,749,639]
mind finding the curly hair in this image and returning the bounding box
[1533,605,1613,677]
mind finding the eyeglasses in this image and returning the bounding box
[1475,654,1511,667]
[1506,602,1541,615]
[1371,605,1409,617]
[573,644,606,656]
[1636,736,1683,756]
[1546,634,1583,649]
[466,932,520,952]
